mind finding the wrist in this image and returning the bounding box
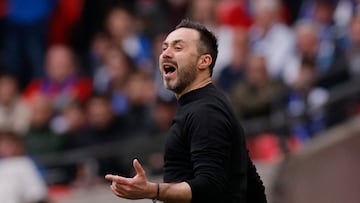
[149,182,160,200]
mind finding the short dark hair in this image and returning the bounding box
[175,19,218,76]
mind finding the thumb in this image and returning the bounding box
[133,159,145,177]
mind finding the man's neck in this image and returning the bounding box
[175,77,212,99]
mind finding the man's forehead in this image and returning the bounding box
[164,28,199,44]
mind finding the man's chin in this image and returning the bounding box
[164,80,174,89]
[164,82,181,94]
[164,84,176,92]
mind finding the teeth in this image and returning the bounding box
[162,63,176,75]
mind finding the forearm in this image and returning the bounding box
[150,182,192,203]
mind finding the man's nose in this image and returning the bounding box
[161,47,173,58]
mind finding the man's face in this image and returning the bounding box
[159,28,201,94]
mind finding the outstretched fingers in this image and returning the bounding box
[105,174,130,184]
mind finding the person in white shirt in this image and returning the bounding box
[249,0,295,81]
[0,131,47,203]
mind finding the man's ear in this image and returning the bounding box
[198,54,212,71]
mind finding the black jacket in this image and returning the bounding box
[163,83,267,203]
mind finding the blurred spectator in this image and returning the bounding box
[311,0,339,71]
[23,45,92,111]
[285,57,329,142]
[249,0,295,81]
[70,94,126,148]
[94,45,157,129]
[285,20,349,88]
[283,20,320,85]
[216,0,293,26]
[229,53,285,120]
[216,27,248,93]
[299,0,348,77]
[69,94,130,183]
[187,0,218,28]
[300,0,359,28]
[118,97,177,176]
[282,0,304,24]
[49,0,84,45]
[2,0,57,88]
[95,59,157,131]
[216,0,253,28]
[43,102,85,185]
[0,0,6,59]
[126,71,156,108]
[0,73,30,135]
[0,0,4,18]
[122,71,156,132]
[299,0,322,18]
[94,45,134,116]
[345,13,360,78]
[105,6,152,70]
[51,101,86,143]
[70,0,128,55]
[87,32,112,79]
[136,0,188,39]
[24,95,65,155]
[334,0,360,28]
[0,131,47,203]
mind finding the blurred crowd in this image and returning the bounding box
[0,0,360,202]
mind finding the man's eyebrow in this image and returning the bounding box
[163,39,185,46]
[172,39,185,45]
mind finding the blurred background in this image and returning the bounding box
[0,0,359,202]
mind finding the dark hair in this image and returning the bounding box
[175,19,218,76]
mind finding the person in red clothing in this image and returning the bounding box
[23,44,92,110]
[48,0,84,45]
[216,0,253,28]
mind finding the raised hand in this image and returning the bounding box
[105,159,157,200]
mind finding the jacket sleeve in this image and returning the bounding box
[184,104,234,202]
[246,155,267,203]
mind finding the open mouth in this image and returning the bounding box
[163,63,177,75]
[164,66,176,74]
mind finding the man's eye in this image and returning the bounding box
[175,47,182,50]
